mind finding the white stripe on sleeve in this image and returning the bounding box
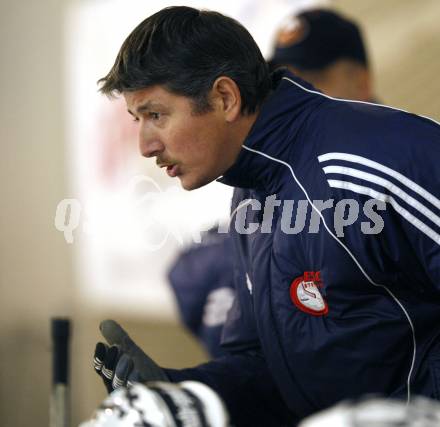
[318,152,440,211]
[323,165,440,230]
[327,179,440,245]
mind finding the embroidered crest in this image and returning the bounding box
[290,271,328,316]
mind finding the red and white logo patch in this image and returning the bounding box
[290,271,328,316]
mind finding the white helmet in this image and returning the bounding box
[299,396,440,427]
[79,381,229,427]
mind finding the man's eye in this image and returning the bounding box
[132,116,139,122]
[149,112,161,120]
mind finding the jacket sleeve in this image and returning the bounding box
[164,281,295,426]
[163,350,295,427]
[317,113,440,293]
[364,117,440,291]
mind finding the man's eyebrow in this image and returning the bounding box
[128,101,163,116]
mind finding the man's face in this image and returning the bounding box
[124,86,234,190]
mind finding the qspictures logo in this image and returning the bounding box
[54,175,387,250]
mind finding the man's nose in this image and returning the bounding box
[139,134,164,158]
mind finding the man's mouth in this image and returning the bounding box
[159,163,179,178]
[166,164,179,177]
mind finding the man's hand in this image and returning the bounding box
[93,319,169,392]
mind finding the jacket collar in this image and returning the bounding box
[218,69,323,192]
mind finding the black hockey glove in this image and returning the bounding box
[93,319,168,393]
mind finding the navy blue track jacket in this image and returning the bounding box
[165,70,440,426]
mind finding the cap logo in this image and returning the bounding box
[275,16,309,48]
[290,271,328,316]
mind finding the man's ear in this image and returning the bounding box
[211,76,242,122]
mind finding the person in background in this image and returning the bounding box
[269,8,375,101]
[167,228,235,358]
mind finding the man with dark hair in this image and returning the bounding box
[94,6,440,427]
[167,8,376,363]
[99,7,267,192]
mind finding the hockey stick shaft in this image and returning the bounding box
[50,318,71,427]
